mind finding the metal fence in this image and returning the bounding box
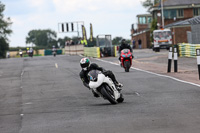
[191,24,200,44]
[96,35,114,57]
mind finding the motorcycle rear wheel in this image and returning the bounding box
[100,85,117,104]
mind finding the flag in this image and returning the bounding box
[82,25,87,41]
[89,23,93,42]
[81,25,87,46]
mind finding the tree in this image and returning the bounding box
[142,0,160,11]
[0,1,12,58]
[150,19,158,43]
[71,36,80,45]
[57,36,71,48]
[112,37,123,45]
[26,29,57,48]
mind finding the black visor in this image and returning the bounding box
[81,62,89,68]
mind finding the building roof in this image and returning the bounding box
[164,15,200,28]
[151,0,200,11]
[136,14,152,17]
[164,19,190,28]
[163,0,200,6]
[188,15,200,24]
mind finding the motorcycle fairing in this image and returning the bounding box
[89,73,120,100]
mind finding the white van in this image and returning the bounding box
[153,29,172,51]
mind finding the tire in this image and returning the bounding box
[124,61,130,72]
[100,85,117,104]
[117,94,124,103]
[155,47,160,52]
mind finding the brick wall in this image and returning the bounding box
[164,9,194,26]
[184,8,193,18]
[137,24,149,32]
[154,8,194,27]
[171,26,191,44]
[131,31,151,49]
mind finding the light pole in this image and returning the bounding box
[161,0,164,28]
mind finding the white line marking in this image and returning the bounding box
[95,58,200,88]
[79,54,84,57]
[55,63,58,68]
[23,102,32,105]
[21,70,24,76]
[135,92,140,96]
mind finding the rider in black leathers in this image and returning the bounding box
[118,39,133,62]
[79,58,123,97]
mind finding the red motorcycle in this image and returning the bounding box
[120,49,133,72]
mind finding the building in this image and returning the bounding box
[137,14,152,32]
[131,0,200,49]
[131,14,152,49]
[164,19,191,44]
[188,15,200,44]
[151,0,200,27]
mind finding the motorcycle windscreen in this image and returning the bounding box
[122,49,130,54]
[88,70,101,81]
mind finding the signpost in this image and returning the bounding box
[196,49,200,80]
[58,21,84,38]
[167,47,172,73]
[174,47,178,72]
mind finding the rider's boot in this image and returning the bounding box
[114,82,123,91]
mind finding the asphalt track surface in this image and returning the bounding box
[0,55,200,133]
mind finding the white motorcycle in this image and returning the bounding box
[88,70,124,104]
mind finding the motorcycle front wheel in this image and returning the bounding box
[124,61,130,72]
[100,84,117,104]
[117,94,124,103]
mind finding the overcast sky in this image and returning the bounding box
[2,0,147,47]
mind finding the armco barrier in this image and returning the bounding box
[84,47,100,58]
[9,49,45,58]
[44,49,62,56]
[178,43,200,57]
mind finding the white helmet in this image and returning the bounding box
[80,58,90,71]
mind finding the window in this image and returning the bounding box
[193,8,200,16]
[139,17,146,24]
[164,9,177,19]
[147,17,152,23]
[177,9,184,18]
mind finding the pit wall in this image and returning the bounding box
[65,45,118,58]
[65,44,84,55]
[178,43,200,57]
[84,47,100,58]
[84,46,118,58]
